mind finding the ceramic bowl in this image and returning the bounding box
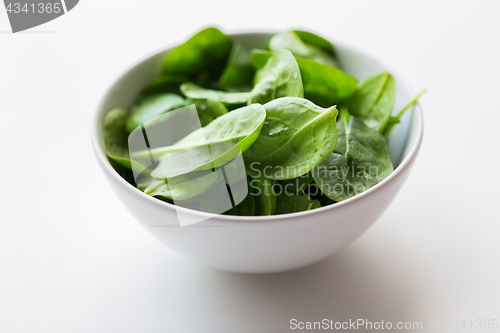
[91,32,423,274]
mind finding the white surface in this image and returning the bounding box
[0,0,499,331]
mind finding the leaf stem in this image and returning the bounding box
[383,89,426,139]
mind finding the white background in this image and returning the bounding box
[1,1,499,332]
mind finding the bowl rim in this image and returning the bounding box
[91,30,424,223]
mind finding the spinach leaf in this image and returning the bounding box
[191,99,228,126]
[138,74,191,98]
[126,93,187,133]
[276,172,313,195]
[143,171,221,201]
[348,72,396,132]
[181,82,251,105]
[269,31,338,67]
[274,192,321,215]
[225,187,256,216]
[249,49,303,104]
[251,49,357,107]
[244,97,338,180]
[219,41,254,88]
[181,49,303,105]
[312,109,393,202]
[140,104,266,178]
[162,27,232,79]
[298,57,357,107]
[292,30,335,55]
[103,108,132,168]
[383,89,426,138]
[249,176,276,215]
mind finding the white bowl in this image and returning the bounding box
[91,32,423,274]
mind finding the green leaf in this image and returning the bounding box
[191,99,228,126]
[249,49,303,104]
[348,72,396,132]
[138,74,191,98]
[276,172,313,195]
[162,27,232,79]
[292,30,335,55]
[274,192,321,215]
[225,185,256,216]
[126,93,187,133]
[219,41,254,88]
[140,104,266,178]
[251,50,357,107]
[269,31,338,67]
[181,49,303,106]
[249,176,276,215]
[144,172,221,200]
[383,89,426,138]
[103,108,132,169]
[312,109,393,202]
[298,57,357,107]
[244,97,338,180]
[181,82,251,105]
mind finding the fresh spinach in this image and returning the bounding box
[269,31,338,67]
[249,176,277,215]
[276,172,314,195]
[244,97,338,180]
[312,109,394,202]
[162,27,232,80]
[126,93,187,133]
[180,49,303,105]
[274,192,321,215]
[102,27,424,217]
[251,49,357,107]
[191,99,228,126]
[249,49,303,104]
[103,108,132,168]
[348,72,396,132]
[219,41,254,88]
[143,103,266,178]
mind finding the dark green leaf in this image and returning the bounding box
[313,109,393,202]
[274,192,320,215]
[275,172,313,195]
[251,50,357,107]
[103,108,132,168]
[219,41,254,88]
[249,176,276,215]
[162,27,232,79]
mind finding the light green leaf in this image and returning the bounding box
[126,94,187,133]
[269,31,338,67]
[348,72,396,132]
